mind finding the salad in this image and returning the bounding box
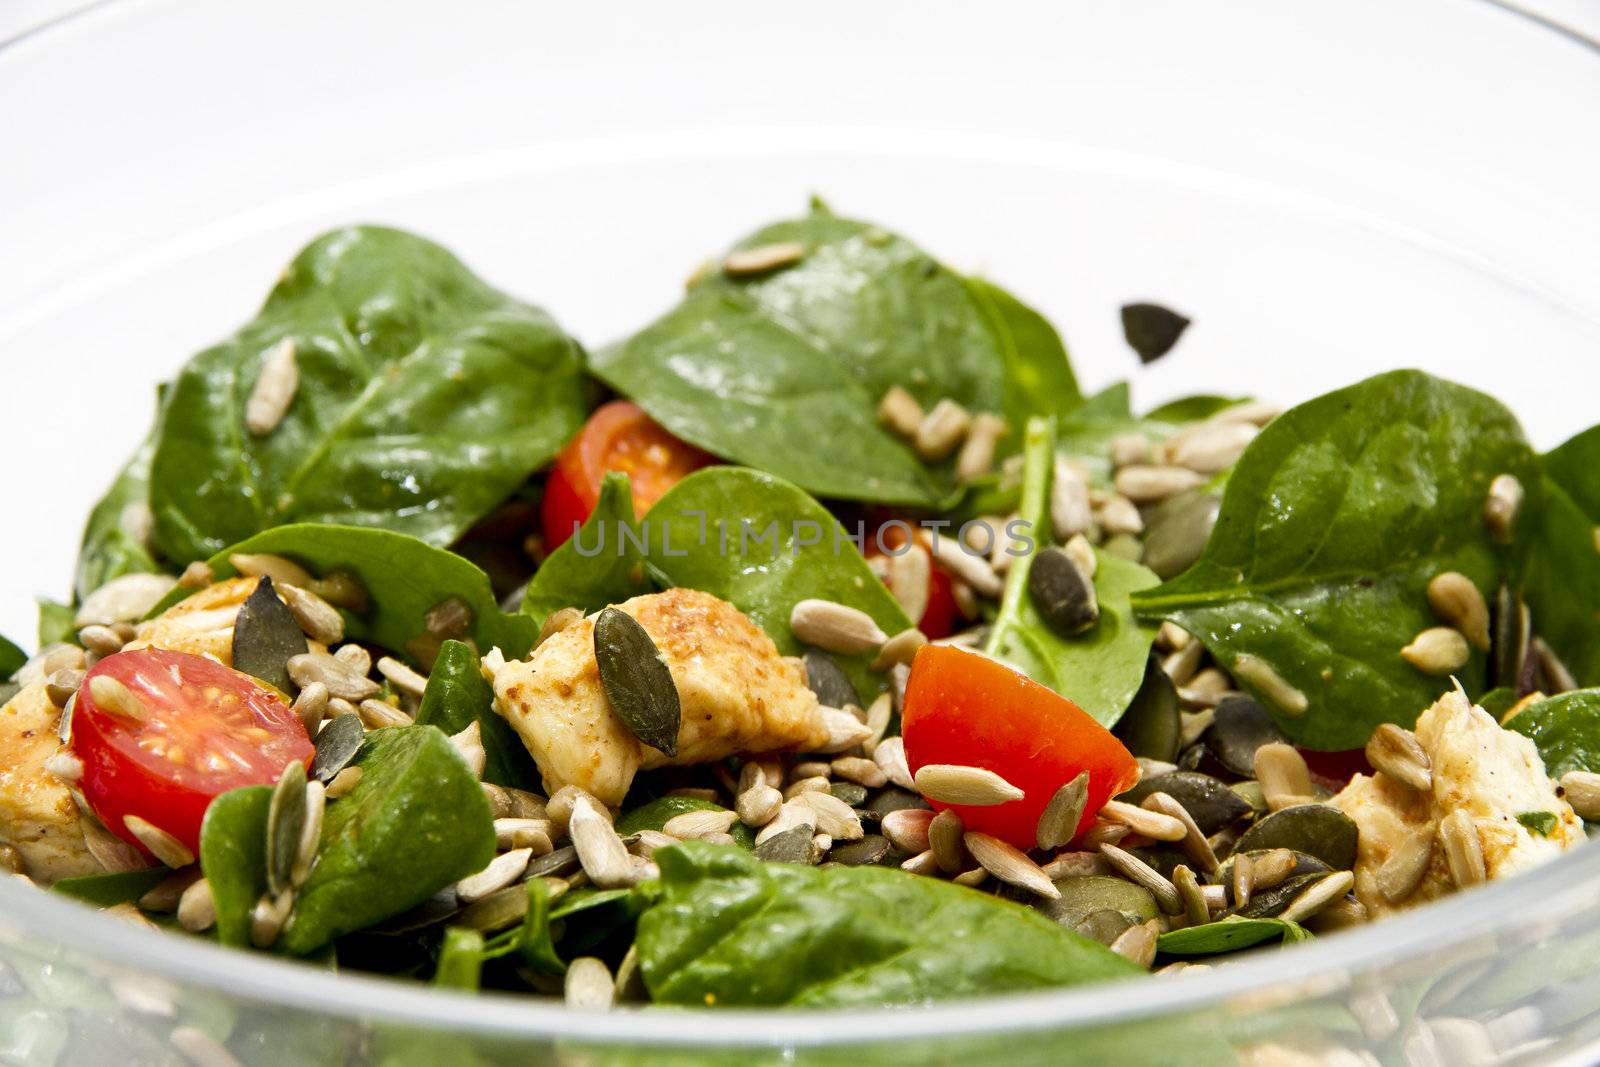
[3,200,1599,1028]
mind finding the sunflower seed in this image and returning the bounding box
[310,712,365,783]
[358,699,411,729]
[1247,848,1299,892]
[41,745,82,784]
[546,786,585,835]
[75,574,178,628]
[562,955,616,1010]
[448,721,487,778]
[1141,791,1220,876]
[863,693,893,755]
[333,643,372,676]
[1559,771,1600,820]
[1426,572,1490,652]
[88,674,148,723]
[288,652,379,702]
[1366,724,1433,792]
[229,552,315,590]
[1253,743,1314,811]
[900,850,941,877]
[1168,421,1257,475]
[1401,627,1471,676]
[118,813,192,869]
[570,796,634,888]
[1377,823,1437,903]
[1230,655,1309,716]
[494,818,555,854]
[139,868,201,913]
[1097,495,1144,538]
[885,543,932,627]
[1439,810,1486,888]
[927,809,968,873]
[176,877,217,933]
[266,761,308,894]
[736,784,783,827]
[932,536,1005,598]
[753,824,822,864]
[1178,667,1232,709]
[662,809,740,841]
[170,1023,247,1067]
[245,337,299,436]
[876,385,924,439]
[724,241,805,276]
[816,705,875,753]
[1161,641,1204,688]
[423,597,474,641]
[1051,457,1093,540]
[1098,800,1187,842]
[792,599,889,655]
[955,413,1009,483]
[376,656,429,699]
[1231,853,1255,909]
[1079,820,1131,849]
[965,832,1059,899]
[1280,869,1355,923]
[1172,864,1210,925]
[1110,432,1151,469]
[1036,773,1090,852]
[536,607,584,649]
[1110,920,1160,968]
[249,890,292,949]
[272,583,344,646]
[796,790,865,840]
[290,780,325,888]
[913,763,1025,807]
[871,628,927,672]
[914,399,972,462]
[1029,547,1099,636]
[1114,465,1206,504]
[459,883,532,932]
[831,756,888,789]
[1484,473,1523,543]
[1100,843,1183,914]
[873,737,917,790]
[458,848,534,902]
[881,808,935,854]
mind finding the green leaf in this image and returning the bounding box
[515,877,566,974]
[617,796,755,850]
[1144,395,1250,423]
[1132,370,1536,749]
[984,418,1160,724]
[50,869,167,909]
[519,473,650,630]
[1506,689,1600,778]
[278,725,495,955]
[1157,915,1311,957]
[636,842,1139,1007]
[199,785,273,948]
[1517,810,1558,837]
[36,599,75,649]
[0,634,26,680]
[75,430,164,603]
[415,639,538,789]
[1478,687,1519,719]
[432,928,485,992]
[160,525,538,660]
[591,203,1076,507]
[1526,426,1600,687]
[148,225,588,565]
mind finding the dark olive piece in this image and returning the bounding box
[1202,694,1292,777]
[1029,547,1099,637]
[1120,302,1191,364]
[231,576,308,694]
[803,649,860,710]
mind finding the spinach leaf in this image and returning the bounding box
[645,467,913,696]
[1477,687,1519,719]
[279,725,495,955]
[519,473,650,630]
[75,430,164,603]
[165,524,538,660]
[635,841,1139,1007]
[514,877,566,974]
[50,869,167,909]
[199,785,273,948]
[1525,426,1600,686]
[1156,915,1311,957]
[984,418,1160,724]
[0,634,25,681]
[36,599,75,648]
[148,225,588,565]
[590,201,1078,507]
[415,639,538,789]
[432,928,485,992]
[1132,370,1537,750]
[1506,689,1600,778]
[617,796,754,850]
[1143,395,1250,423]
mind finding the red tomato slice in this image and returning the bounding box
[1297,746,1373,793]
[71,649,314,856]
[901,644,1139,850]
[866,523,959,640]
[541,400,715,551]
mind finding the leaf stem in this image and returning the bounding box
[984,417,1056,657]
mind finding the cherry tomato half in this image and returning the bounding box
[901,644,1139,850]
[1298,747,1373,794]
[866,524,959,641]
[72,649,314,856]
[541,400,715,551]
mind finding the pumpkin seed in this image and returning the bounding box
[230,577,309,694]
[1120,302,1190,364]
[928,810,968,874]
[1028,546,1099,636]
[1112,658,1182,763]
[802,649,859,710]
[1202,694,1292,777]
[460,883,532,932]
[1035,874,1158,930]
[310,713,365,784]
[1232,872,1327,919]
[1140,491,1221,581]
[594,607,682,757]
[1036,772,1090,851]
[1234,804,1359,871]
[1533,636,1578,695]
[1075,909,1136,946]
[753,825,821,864]
[266,761,308,895]
[863,787,929,819]
[1121,771,1251,835]
[527,846,581,880]
[832,835,893,867]
[1491,584,1531,690]
[913,763,1025,806]
[828,781,869,807]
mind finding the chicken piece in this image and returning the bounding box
[127,576,260,666]
[1335,689,1582,918]
[491,588,828,804]
[0,683,103,883]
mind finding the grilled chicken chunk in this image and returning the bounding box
[129,576,260,665]
[491,588,828,805]
[1336,689,1581,917]
[0,683,104,883]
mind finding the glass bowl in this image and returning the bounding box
[3,1,1598,1063]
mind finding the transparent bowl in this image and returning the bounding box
[3,2,1599,1064]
